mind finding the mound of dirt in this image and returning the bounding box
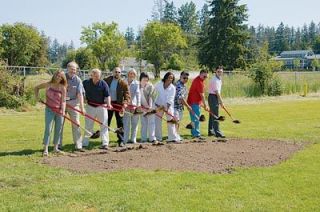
[42,138,304,173]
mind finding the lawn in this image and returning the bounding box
[1,95,320,211]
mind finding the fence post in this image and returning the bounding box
[294,71,297,93]
[23,67,26,77]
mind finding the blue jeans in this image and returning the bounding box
[43,107,64,145]
[189,104,201,137]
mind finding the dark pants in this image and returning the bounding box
[108,102,124,142]
[208,94,224,137]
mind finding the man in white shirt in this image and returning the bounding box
[208,66,225,138]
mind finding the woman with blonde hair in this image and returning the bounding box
[35,70,67,156]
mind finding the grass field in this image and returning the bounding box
[1,95,320,211]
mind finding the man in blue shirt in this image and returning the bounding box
[60,61,84,151]
[174,71,192,141]
[82,69,112,149]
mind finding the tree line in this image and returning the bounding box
[1,0,320,77]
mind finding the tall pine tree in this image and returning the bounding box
[197,0,249,70]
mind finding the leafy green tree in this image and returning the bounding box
[249,42,283,95]
[311,59,319,71]
[62,48,98,70]
[177,1,199,34]
[313,35,320,54]
[167,53,184,70]
[162,1,177,24]
[197,0,249,70]
[81,22,126,71]
[0,22,49,66]
[141,22,187,78]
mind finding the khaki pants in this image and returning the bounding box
[60,104,82,149]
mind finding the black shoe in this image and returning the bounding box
[99,145,109,150]
[217,135,226,138]
[208,133,215,137]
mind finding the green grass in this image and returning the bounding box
[1,96,320,211]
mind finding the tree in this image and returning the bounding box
[199,3,210,32]
[62,48,98,70]
[313,35,320,54]
[249,42,283,95]
[0,22,49,66]
[124,27,135,47]
[81,22,127,71]
[197,0,249,70]
[274,22,289,53]
[162,1,177,24]
[141,22,187,78]
[151,0,165,21]
[177,1,199,34]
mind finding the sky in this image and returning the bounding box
[0,0,319,47]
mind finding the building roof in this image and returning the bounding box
[280,50,314,58]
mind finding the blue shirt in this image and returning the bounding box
[174,80,188,111]
[66,74,83,102]
[83,79,110,107]
[110,79,118,101]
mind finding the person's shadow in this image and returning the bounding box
[0,141,103,157]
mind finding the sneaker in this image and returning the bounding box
[42,151,48,157]
[75,148,86,152]
[152,140,159,145]
[119,142,125,147]
[53,149,65,155]
[99,145,109,150]
[193,136,206,141]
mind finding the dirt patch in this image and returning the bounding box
[42,138,304,173]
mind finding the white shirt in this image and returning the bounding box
[208,75,222,95]
[154,81,176,109]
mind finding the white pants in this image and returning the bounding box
[140,113,156,142]
[174,109,183,141]
[154,108,179,142]
[60,104,82,149]
[82,105,109,147]
[123,112,139,143]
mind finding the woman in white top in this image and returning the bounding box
[154,72,180,143]
[123,68,141,144]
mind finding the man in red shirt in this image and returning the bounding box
[187,69,209,139]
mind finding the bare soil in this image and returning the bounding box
[42,138,304,174]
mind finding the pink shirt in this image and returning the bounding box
[46,87,62,112]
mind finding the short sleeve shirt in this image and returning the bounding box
[174,80,188,111]
[83,79,110,107]
[187,76,205,105]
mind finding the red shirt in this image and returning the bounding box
[187,76,205,105]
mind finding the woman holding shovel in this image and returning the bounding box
[34,70,67,156]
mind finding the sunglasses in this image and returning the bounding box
[183,77,188,80]
[115,71,121,74]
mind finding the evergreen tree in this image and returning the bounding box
[177,1,199,34]
[124,27,135,47]
[162,1,177,24]
[197,0,249,70]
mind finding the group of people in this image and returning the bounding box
[35,61,226,156]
